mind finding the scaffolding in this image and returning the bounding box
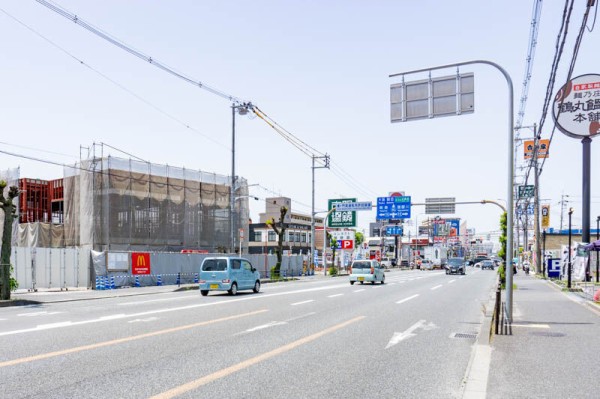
[62,156,248,252]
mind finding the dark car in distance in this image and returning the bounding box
[446,257,465,275]
[481,260,495,270]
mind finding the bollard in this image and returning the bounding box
[176,272,181,287]
[110,275,116,290]
[495,284,501,335]
[135,275,140,287]
[157,274,163,286]
[103,276,110,290]
[194,273,199,284]
[95,276,103,291]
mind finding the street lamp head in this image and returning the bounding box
[569,207,574,215]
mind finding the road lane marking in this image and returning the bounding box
[291,300,314,306]
[512,323,550,329]
[0,282,350,337]
[118,295,196,306]
[149,316,366,399]
[235,312,316,336]
[328,294,344,298]
[128,317,159,324]
[448,280,456,284]
[17,311,62,317]
[431,285,443,290]
[353,289,365,293]
[0,309,268,368]
[385,320,437,349]
[396,294,419,305]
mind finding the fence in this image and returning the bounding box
[9,248,307,291]
[11,246,91,292]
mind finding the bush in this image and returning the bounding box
[328,266,338,276]
[497,264,506,289]
[270,266,280,280]
[10,264,18,291]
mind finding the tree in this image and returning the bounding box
[265,206,288,278]
[0,181,19,300]
[327,232,339,274]
[355,231,365,248]
[497,212,507,262]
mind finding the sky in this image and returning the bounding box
[1,0,599,240]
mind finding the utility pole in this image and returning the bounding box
[533,124,542,274]
[560,194,569,232]
[311,154,330,272]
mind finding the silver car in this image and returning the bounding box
[349,260,385,285]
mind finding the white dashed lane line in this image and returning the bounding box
[291,300,314,306]
[328,294,344,298]
[430,285,443,290]
[396,294,419,305]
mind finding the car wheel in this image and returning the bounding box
[253,280,260,293]
[360,281,364,285]
[200,290,208,296]
[228,283,238,296]
[381,276,385,284]
[371,280,375,285]
[350,281,355,285]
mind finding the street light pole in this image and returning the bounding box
[311,154,330,272]
[568,207,573,289]
[390,60,514,322]
[596,216,600,283]
[231,102,252,253]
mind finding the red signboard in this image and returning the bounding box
[131,252,151,275]
[340,240,354,250]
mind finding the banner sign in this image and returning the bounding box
[541,204,550,229]
[131,252,151,275]
[552,73,600,139]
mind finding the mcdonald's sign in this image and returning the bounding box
[131,252,151,275]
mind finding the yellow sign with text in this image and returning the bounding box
[541,204,550,229]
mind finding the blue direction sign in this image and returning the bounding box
[334,201,372,211]
[377,196,411,220]
[386,226,403,236]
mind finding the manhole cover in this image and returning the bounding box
[529,331,566,337]
[451,332,478,339]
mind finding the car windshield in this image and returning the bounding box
[482,261,493,266]
[202,259,228,271]
[448,259,463,266]
[352,262,371,269]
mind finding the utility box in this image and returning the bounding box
[547,258,561,279]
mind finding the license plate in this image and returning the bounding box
[210,284,219,289]
[358,277,364,281]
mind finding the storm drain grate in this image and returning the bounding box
[529,331,566,338]
[451,332,478,339]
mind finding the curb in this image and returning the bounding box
[460,279,497,399]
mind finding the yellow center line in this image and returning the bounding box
[0,309,268,368]
[149,315,366,399]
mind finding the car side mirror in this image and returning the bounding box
[251,268,256,273]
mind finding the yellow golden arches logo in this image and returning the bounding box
[136,255,146,267]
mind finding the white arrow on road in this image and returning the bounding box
[385,320,437,349]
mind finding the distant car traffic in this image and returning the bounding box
[481,260,495,270]
[380,257,393,268]
[349,259,385,285]
[421,259,434,270]
[446,257,466,275]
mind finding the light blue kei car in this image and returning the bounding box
[349,259,385,285]
[199,257,261,296]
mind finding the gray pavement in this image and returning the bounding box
[487,272,600,399]
[1,271,336,306]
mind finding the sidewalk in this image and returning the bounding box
[486,272,600,398]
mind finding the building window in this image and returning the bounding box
[301,232,307,243]
[268,231,276,242]
[288,231,295,242]
[254,231,262,242]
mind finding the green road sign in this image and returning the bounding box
[518,185,534,199]
[328,198,356,228]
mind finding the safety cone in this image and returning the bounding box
[95,276,103,290]
[157,274,163,286]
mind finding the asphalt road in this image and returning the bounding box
[0,268,497,398]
